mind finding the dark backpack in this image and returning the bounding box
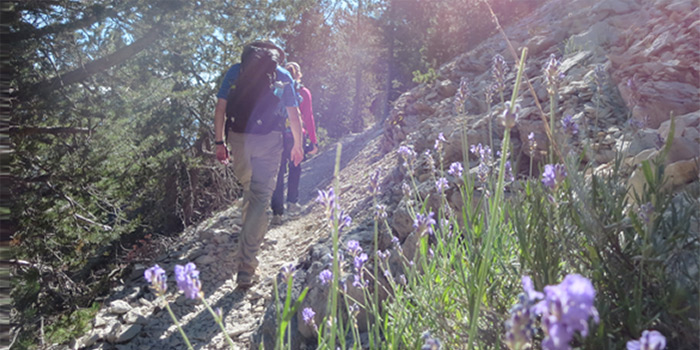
[225,42,285,134]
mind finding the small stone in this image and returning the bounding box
[195,254,217,265]
[81,333,100,348]
[138,298,152,308]
[124,309,148,325]
[94,314,110,328]
[109,300,132,315]
[115,324,143,343]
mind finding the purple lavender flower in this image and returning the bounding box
[318,269,333,285]
[424,150,436,171]
[492,54,509,93]
[144,265,167,294]
[375,203,387,219]
[505,276,542,350]
[354,253,368,271]
[338,212,352,233]
[627,330,666,350]
[421,331,442,350]
[436,177,449,192]
[402,182,412,198]
[346,240,362,256]
[174,262,201,300]
[280,263,296,283]
[414,211,436,236]
[477,162,490,183]
[376,250,391,263]
[302,307,316,326]
[561,115,579,136]
[504,160,514,182]
[533,274,599,350]
[448,162,463,177]
[542,164,567,190]
[470,143,493,164]
[503,101,521,129]
[544,53,564,95]
[637,202,655,224]
[505,304,534,350]
[398,145,417,169]
[528,132,537,157]
[316,188,337,213]
[434,132,446,150]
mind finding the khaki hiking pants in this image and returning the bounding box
[227,130,283,277]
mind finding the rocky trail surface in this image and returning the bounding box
[73,127,385,350]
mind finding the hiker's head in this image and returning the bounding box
[285,62,302,81]
[241,40,285,69]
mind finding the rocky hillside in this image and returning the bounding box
[72,0,698,349]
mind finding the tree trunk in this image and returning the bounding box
[351,0,364,133]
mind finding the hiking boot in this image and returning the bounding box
[236,271,255,290]
[270,214,283,226]
[287,202,301,216]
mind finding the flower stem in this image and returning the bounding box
[164,302,195,350]
[199,294,236,350]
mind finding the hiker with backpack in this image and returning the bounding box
[213,41,303,289]
[270,61,318,225]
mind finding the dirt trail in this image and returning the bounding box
[78,125,384,350]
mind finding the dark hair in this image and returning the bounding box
[241,40,285,68]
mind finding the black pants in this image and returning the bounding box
[271,132,301,215]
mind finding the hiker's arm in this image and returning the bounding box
[214,98,229,164]
[214,98,227,142]
[287,106,304,166]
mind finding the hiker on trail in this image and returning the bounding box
[214,41,304,289]
[270,61,319,225]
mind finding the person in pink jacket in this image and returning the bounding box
[271,62,318,224]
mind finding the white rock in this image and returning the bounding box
[109,300,132,315]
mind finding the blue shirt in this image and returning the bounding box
[217,64,298,109]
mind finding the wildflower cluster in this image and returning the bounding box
[544,53,564,95]
[346,240,369,288]
[504,276,541,350]
[637,202,655,224]
[492,54,509,100]
[626,330,667,350]
[144,265,167,295]
[144,262,235,350]
[541,163,567,190]
[302,307,317,330]
[448,161,463,178]
[398,145,418,170]
[413,211,436,236]
[470,143,493,183]
[421,331,442,350]
[561,115,579,136]
[528,132,537,157]
[507,274,599,350]
[175,262,201,300]
[316,188,352,232]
